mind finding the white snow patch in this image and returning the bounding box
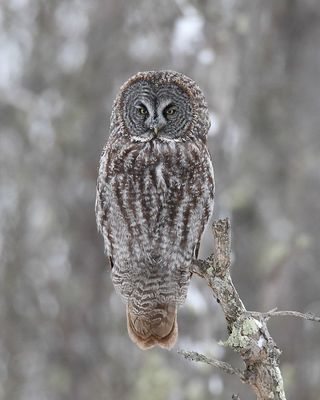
[0,36,23,88]
[171,6,204,56]
[129,34,159,62]
[186,283,208,314]
[257,335,266,348]
[198,48,215,65]
[223,121,241,155]
[9,0,29,11]
[254,318,263,329]
[209,375,223,395]
[55,2,89,37]
[57,40,87,72]
[208,111,221,136]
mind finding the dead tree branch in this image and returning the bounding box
[248,309,320,323]
[179,218,319,400]
[181,218,320,398]
[178,349,244,379]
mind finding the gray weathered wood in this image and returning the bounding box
[182,218,287,399]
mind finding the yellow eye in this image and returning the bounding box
[139,106,148,115]
[165,106,176,116]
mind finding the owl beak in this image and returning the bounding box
[150,119,165,136]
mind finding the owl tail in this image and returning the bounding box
[126,303,178,350]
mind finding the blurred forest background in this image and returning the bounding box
[1,0,320,399]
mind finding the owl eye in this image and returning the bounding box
[164,105,177,117]
[137,105,148,116]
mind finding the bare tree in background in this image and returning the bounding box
[1,0,320,399]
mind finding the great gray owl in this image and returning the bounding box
[96,70,214,350]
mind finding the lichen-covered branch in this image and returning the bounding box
[182,218,320,397]
[182,218,287,400]
[178,349,244,379]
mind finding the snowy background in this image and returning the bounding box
[1,0,320,399]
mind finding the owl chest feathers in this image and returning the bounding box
[100,139,214,267]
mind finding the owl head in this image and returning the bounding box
[113,70,210,143]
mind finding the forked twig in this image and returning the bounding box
[178,349,245,379]
[248,309,320,323]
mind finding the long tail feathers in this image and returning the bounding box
[126,303,178,350]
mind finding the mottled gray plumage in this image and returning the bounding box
[96,70,214,349]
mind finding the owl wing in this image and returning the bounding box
[95,177,113,269]
[154,145,214,266]
[193,149,215,259]
[95,174,108,235]
[95,145,114,268]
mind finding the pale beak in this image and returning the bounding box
[153,126,159,135]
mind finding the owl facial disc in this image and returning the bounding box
[121,80,193,142]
